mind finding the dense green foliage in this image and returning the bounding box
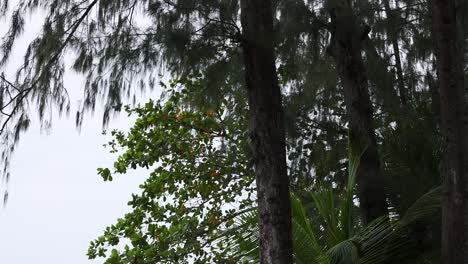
[90,104,441,262]
[1,0,467,262]
[223,153,442,263]
[88,83,254,263]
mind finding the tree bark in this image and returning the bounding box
[240,1,293,263]
[327,0,388,224]
[432,0,466,263]
[465,104,468,264]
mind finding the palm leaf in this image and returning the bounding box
[399,186,442,227]
[291,192,329,264]
[218,139,442,264]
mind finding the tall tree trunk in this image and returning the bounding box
[327,0,388,224]
[383,0,408,107]
[240,1,293,263]
[432,0,466,262]
[465,104,468,264]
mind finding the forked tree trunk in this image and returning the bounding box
[432,0,466,262]
[327,0,388,224]
[240,0,293,263]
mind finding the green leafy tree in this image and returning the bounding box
[1,0,466,261]
[0,0,443,214]
[88,84,255,263]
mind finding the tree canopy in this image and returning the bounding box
[1,0,467,262]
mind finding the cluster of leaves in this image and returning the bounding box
[88,84,255,263]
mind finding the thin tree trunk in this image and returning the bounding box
[432,0,466,262]
[240,1,293,263]
[383,0,408,107]
[327,0,388,224]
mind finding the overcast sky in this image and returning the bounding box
[0,5,156,263]
[0,107,146,264]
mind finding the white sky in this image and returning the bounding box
[0,5,156,263]
[0,108,145,264]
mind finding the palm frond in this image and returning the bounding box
[311,184,344,246]
[218,144,442,264]
[399,186,442,227]
[327,239,359,264]
[340,143,362,239]
[291,192,329,264]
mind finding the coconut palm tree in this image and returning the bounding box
[216,146,442,263]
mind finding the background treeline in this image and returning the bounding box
[0,0,466,263]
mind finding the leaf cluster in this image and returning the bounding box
[88,84,254,263]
